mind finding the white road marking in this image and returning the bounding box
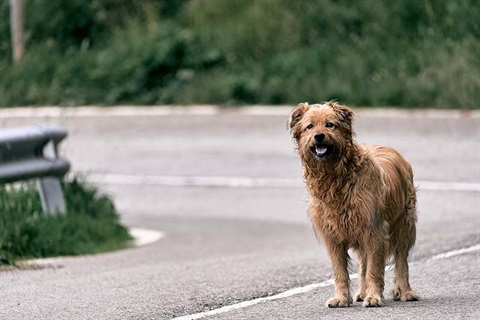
[428,244,480,260]
[173,243,480,320]
[1,106,478,118]
[172,279,334,320]
[87,173,300,188]
[417,181,480,192]
[87,173,480,192]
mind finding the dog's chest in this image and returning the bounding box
[309,199,367,243]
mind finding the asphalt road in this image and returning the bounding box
[0,106,479,320]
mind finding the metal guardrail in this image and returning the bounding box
[0,125,70,214]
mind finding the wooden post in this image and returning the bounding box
[10,0,24,63]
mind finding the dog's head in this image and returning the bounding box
[289,101,354,162]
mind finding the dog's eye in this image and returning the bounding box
[306,124,314,130]
[325,122,334,128]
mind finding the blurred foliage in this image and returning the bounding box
[0,177,133,264]
[0,0,479,108]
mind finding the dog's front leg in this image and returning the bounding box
[324,238,352,307]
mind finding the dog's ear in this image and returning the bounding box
[288,102,309,139]
[330,102,354,127]
[289,102,309,129]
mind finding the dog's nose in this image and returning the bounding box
[314,133,325,142]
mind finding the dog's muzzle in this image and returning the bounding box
[310,132,333,159]
[310,142,333,159]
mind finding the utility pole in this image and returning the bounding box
[10,0,24,63]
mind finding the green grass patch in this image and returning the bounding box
[0,178,133,265]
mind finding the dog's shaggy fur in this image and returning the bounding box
[289,101,419,308]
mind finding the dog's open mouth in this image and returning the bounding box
[311,143,332,159]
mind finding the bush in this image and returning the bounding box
[0,0,478,108]
[88,22,223,105]
[0,178,133,264]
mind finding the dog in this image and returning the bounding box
[289,101,419,308]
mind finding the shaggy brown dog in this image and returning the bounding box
[289,101,419,308]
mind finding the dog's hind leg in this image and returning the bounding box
[362,229,387,307]
[393,248,419,301]
[392,193,419,301]
[363,257,386,307]
[324,239,352,308]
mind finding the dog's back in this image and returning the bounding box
[364,144,414,207]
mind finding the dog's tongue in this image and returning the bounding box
[316,145,328,156]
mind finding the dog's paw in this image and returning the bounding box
[362,294,385,307]
[355,290,366,302]
[393,287,420,302]
[326,296,352,308]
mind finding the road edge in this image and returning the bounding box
[0,105,479,119]
[19,227,165,267]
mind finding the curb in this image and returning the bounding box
[0,105,478,119]
[130,228,166,247]
[21,228,165,267]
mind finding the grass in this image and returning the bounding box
[0,177,133,265]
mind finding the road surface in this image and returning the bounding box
[0,106,479,319]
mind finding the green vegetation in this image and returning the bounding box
[0,178,133,265]
[0,0,479,108]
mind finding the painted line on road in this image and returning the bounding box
[417,181,480,192]
[88,173,301,188]
[1,106,478,119]
[428,244,480,261]
[88,173,480,192]
[173,279,335,320]
[173,243,480,320]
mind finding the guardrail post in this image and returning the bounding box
[37,177,66,214]
[37,137,66,214]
